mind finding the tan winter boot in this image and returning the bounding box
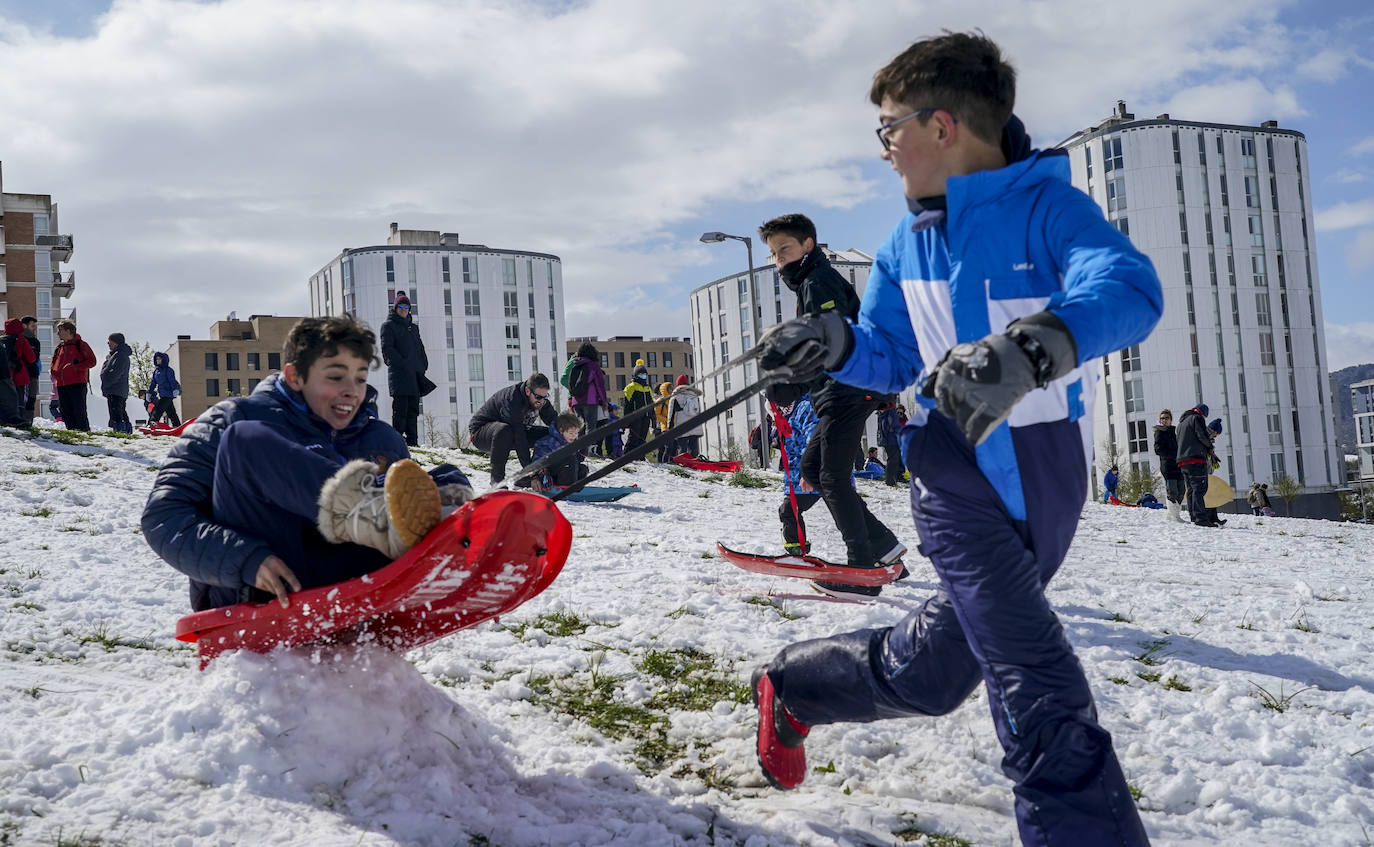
[318,459,442,559]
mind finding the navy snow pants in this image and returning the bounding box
[208,420,391,608]
[767,412,1149,846]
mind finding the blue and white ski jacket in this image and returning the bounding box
[831,150,1162,521]
[779,397,818,492]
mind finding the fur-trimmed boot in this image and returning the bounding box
[1166,500,1185,523]
[318,459,441,559]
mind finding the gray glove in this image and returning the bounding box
[758,312,853,381]
[438,483,476,518]
[920,312,1077,446]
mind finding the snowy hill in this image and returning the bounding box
[1,423,1371,846]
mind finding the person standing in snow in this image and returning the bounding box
[566,342,609,456]
[1102,464,1119,503]
[876,404,902,487]
[20,316,42,423]
[1,318,36,426]
[622,361,659,456]
[748,33,1157,845]
[380,293,430,447]
[758,213,905,598]
[100,333,133,433]
[1153,408,1186,522]
[146,351,183,427]
[1176,404,1220,527]
[51,319,98,432]
[142,315,472,611]
[654,380,674,462]
[666,375,704,458]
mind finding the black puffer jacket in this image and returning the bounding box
[100,343,132,397]
[468,381,558,449]
[1152,424,1181,479]
[770,250,883,414]
[1175,407,1213,464]
[381,311,429,397]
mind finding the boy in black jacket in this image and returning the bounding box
[760,213,904,597]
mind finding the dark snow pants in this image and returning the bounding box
[882,444,903,486]
[767,412,1149,847]
[392,394,420,446]
[57,383,91,431]
[207,420,389,608]
[799,399,898,565]
[1181,462,1210,524]
[472,421,547,484]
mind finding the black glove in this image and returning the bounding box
[758,312,853,381]
[921,312,1077,446]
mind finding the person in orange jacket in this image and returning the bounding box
[51,319,98,431]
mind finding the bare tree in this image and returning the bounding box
[1270,473,1303,517]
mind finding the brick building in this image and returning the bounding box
[166,314,304,421]
[564,335,695,395]
[0,161,77,402]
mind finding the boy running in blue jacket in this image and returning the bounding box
[752,32,1159,846]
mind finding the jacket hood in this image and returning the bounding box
[3,318,22,336]
[1153,423,1175,433]
[658,382,673,397]
[671,384,702,397]
[153,352,170,367]
[109,343,132,357]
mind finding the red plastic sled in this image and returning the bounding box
[175,491,572,667]
[716,542,905,587]
[672,452,742,473]
[138,417,197,437]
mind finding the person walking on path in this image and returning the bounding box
[51,319,97,432]
[147,351,183,427]
[380,293,430,447]
[100,332,133,433]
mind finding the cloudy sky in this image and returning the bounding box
[2,0,1372,369]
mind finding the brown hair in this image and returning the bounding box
[282,316,376,377]
[555,411,582,432]
[758,213,817,245]
[56,319,77,334]
[870,31,1015,145]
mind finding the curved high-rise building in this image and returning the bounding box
[1059,103,1339,496]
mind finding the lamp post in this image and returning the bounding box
[700,230,770,469]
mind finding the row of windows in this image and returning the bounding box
[204,352,281,372]
[383,254,556,289]
[205,378,261,397]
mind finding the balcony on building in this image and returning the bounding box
[36,233,74,262]
[51,269,75,298]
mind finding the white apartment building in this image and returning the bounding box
[1060,103,1340,495]
[1353,379,1374,482]
[689,247,911,457]
[308,224,565,445]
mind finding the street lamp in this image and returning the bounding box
[700,230,771,468]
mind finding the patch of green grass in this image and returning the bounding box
[102,430,140,441]
[1106,608,1134,623]
[1291,610,1316,633]
[698,491,711,498]
[1251,681,1311,713]
[1134,638,1173,666]
[1128,783,1144,802]
[19,507,52,518]
[1106,676,1129,685]
[638,647,752,711]
[504,609,611,639]
[702,473,723,484]
[1135,670,1162,683]
[667,467,691,478]
[727,469,770,489]
[743,596,804,621]
[11,602,45,611]
[12,467,54,475]
[525,659,673,770]
[52,827,106,846]
[79,623,153,653]
[666,606,695,619]
[892,818,972,847]
[72,468,102,479]
[42,429,93,446]
[1162,675,1192,692]
[0,819,19,846]
[813,760,837,774]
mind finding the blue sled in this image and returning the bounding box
[549,485,641,503]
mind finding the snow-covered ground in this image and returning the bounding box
[1,421,1371,846]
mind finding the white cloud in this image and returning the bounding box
[1316,200,1374,233]
[1328,168,1368,184]
[0,0,1338,351]
[1323,321,1374,370]
[1297,47,1352,81]
[1349,136,1374,156]
[1347,229,1374,271]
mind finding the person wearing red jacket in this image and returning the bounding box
[50,319,97,431]
[2,318,37,424]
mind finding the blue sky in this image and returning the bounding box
[1,0,1371,370]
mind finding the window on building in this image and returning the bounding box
[458,322,480,350]
[441,256,450,283]
[506,355,521,381]
[1271,452,1286,478]
[206,378,220,397]
[547,262,555,289]
[268,352,281,371]
[1222,214,1232,246]
[1220,174,1229,206]
[467,353,484,381]
[1190,333,1200,366]
[527,291,535,319]
[385,255,395,283]
[1085,145,1092,178]
[469,386,485,413]
[1171,130,1181,165]
[248,378,260,393]
[1105,384,1113,416]
[720,340,729,361]
[719,312,727,335]
[1267,412,1283,446]
[663,351,673,369]
[462,256,479,284]
[502,258,517,286]
[1241,137,1257,170]
[1124,377,1145,413]
[1249,215,1264,247]
[1252,255,1267,287]
[464,289,480,316]
[1180,211,1189,244]
[630,351,641,365]
[407,253,417,287]
[1264,370,1279,405]
[1256,293,1272,326]
[504,291,519,317]
[1128,419,1149,454]
[1113,217,1129,236]
[1244,175,1260,208]
[1107,176,1126,214]
[204,353,218,371]
[1103,136,1123,172]
[225,352,239,371]
[505,324,520,349]
[614,374,627,390]
[1121,344,1141,373]
[646,351,657,367]
[614,351,625,368]
[246,352,260,370]
[227,378,241,396]
[1259,332,1275,366]
[548,292,556,320]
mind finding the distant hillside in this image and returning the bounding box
[1330,363,1374,454]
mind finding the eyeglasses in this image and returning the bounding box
[875,108,953,151]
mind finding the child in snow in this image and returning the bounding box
[776,396,820,555]
[622,362,659,456]
[530,411,590,492]
[654,381,674,462]
[666,375,704,458]
[1102,464,1119,502]
[751,33,1158,844]
[604,402,625,459]
[146,351,183,428]
[142,316,474,611]
[758,212,904,598]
